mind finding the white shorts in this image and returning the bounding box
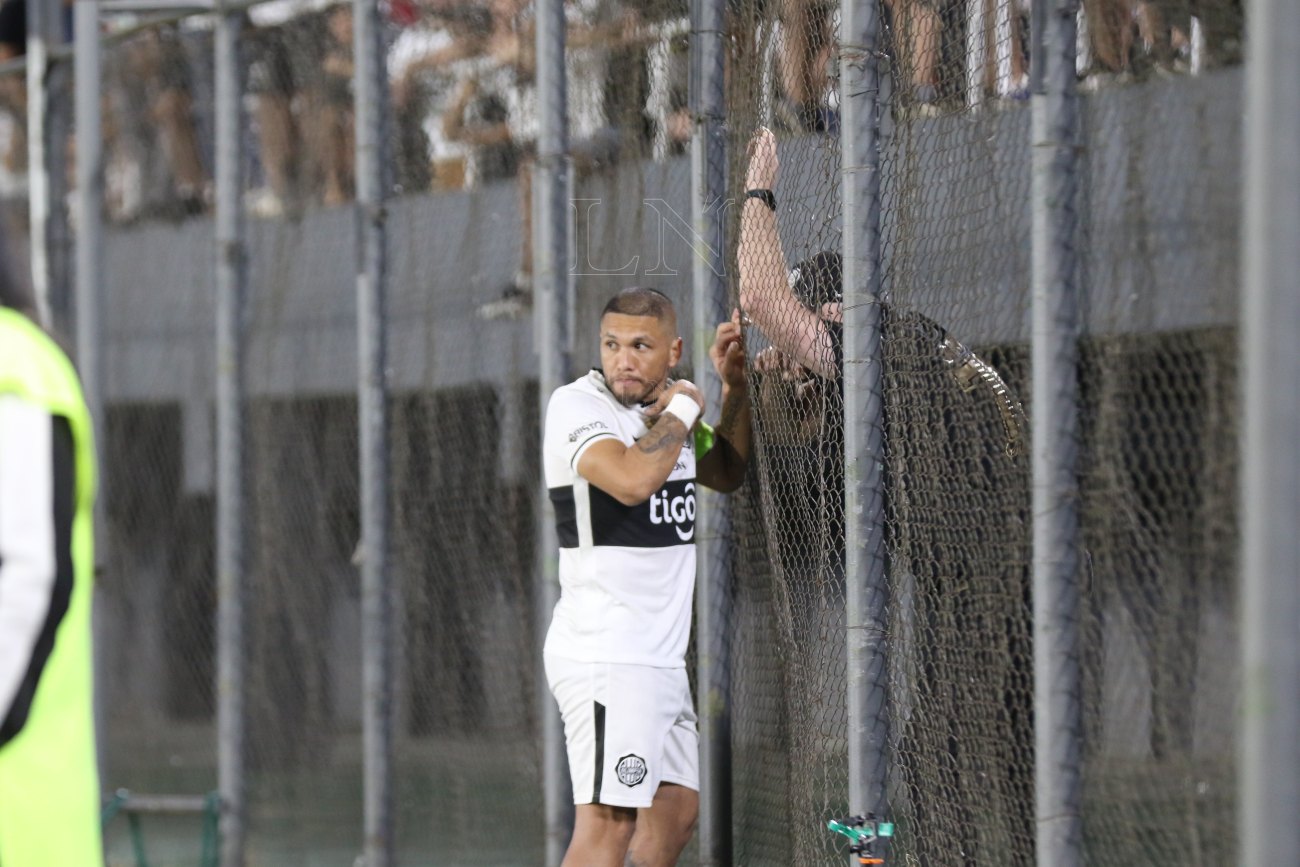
[544,655,699,809]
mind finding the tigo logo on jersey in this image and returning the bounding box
[616,754,648,787]
[648,482,695,542]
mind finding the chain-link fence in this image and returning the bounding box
[12,0,1252,863]
[873,0,1035,862]
[1076,37,1241,864]
[722,3,849,862]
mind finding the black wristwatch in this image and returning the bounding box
[745,188,776,212]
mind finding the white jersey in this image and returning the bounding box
[543,370,697,668]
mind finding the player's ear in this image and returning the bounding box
[669,336,683,367]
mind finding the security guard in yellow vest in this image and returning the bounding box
[0,286,103,864]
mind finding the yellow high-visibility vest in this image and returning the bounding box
[0,306,102,866]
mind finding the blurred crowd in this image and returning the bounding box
[0,0,1244,224]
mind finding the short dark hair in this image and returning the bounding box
[600,287,677,329]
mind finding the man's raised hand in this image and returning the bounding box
[745,127,779,192]
[710,310,747,390]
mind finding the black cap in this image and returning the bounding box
[788,250,842,310]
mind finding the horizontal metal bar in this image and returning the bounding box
[99,0,216,11]
[0,0,272,80]
[0,42,69,79]
[113,794,213,815]
[0,0,680,81]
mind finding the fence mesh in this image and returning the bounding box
[385,0,545,851]
[1075,35,1242,864]
[716,1,1245,865]
[869,3,1245,865]
[94,19,220,867]
[874,1,1036,863]
[722,3,849,865]
[202,5,357,860]
[102,20,212,224]
[59,0,1247,864]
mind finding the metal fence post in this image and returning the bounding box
[352,0,393,863]
[27,0,67,329]
[73,1,100,416]
[214,7,247,866]
[72,0,102,707]
[690,0,731,862]
[73,0,109,799]
[1030,0,1082,863]
[841,0,889,843]
[534,0,572,862]
[1240,0,1300,862]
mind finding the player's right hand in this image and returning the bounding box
[644,379,705,428]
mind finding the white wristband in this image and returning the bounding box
[663,392,701,431]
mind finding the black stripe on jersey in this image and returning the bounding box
[1,416,76,747]
[592,701,607,804]
[551,478,698,549]
[549,486,579,548]
[589,478,696,548]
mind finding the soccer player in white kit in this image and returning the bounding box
[543,287,751,867]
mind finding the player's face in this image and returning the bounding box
[599,313,682,407]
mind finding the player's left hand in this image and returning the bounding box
[710,309,747,389]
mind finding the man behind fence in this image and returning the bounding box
[0,266,102,863]
[543,287,750,866]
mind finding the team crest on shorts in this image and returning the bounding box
[615,753,648,787]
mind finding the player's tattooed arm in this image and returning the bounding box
[715,382,751,458]
[635,416,689,454]
[698,384,751,493]
[577,381,704,506]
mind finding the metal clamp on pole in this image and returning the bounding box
[827,814,895,865]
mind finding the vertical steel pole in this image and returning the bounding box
[26,0,60,328]
[1030,0,1082,863]
[73,0,105,797]
[214,8,247,866]
[353,0,393,863]
[690,0,732,862]
[46,3,71,333]
[841,0,888,843]
[73,0,101,530]
[534,0,571,862]
[1240,0,1300,862]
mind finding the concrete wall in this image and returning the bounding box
[103,68,1241,408]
